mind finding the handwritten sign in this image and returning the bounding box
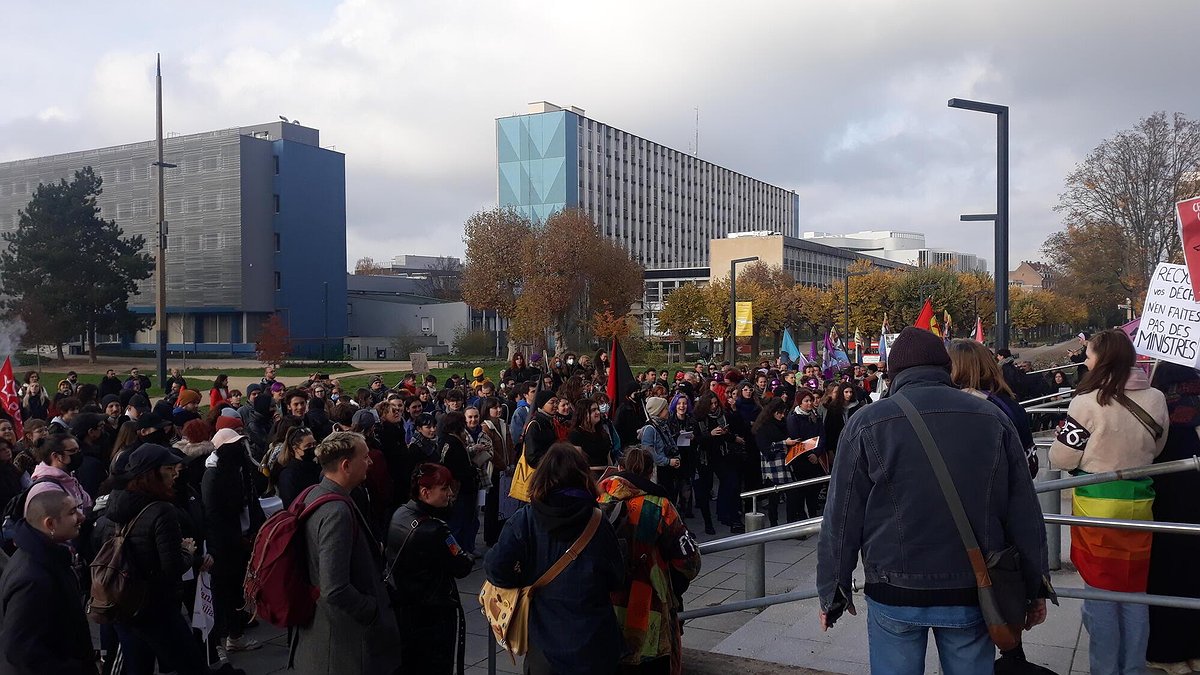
[1178,197,1200,299]
[410,351,429,375]
[1135,262,1200,368]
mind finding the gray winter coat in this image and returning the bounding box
[294,477,402,675]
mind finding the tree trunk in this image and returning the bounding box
[88,323,97,363]
[56,343,64,361]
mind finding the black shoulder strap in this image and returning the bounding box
[383,515,427,586]
[892,394,982,555]
[1114,393,1163,441]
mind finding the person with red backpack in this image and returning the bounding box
[293,431,401,675]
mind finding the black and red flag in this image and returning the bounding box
[606,337,636,404]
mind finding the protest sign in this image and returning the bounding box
[1177,197,1200,298]
[735,302,754,337]
[1134,262,1200,368]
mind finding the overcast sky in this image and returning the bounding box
[2,0,1196,273]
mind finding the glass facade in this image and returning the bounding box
[496,110,579,223]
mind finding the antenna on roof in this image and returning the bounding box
[694,106,699,157]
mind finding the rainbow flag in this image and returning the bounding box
[1070,476,1155,592]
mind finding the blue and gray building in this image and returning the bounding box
[0,121,346,355]
[496,101,800,269]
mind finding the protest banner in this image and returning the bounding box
[1134,262,1200,368]
[735,301,754,337]
[1177,197,1200,298]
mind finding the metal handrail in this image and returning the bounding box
[741,475,831,512]
[1034,456,1200,493]
[1044,514,1200,535]
[1026,362,1084,376]
[699,518,822,555]
[1057,586,1200,610]
[1020,390,1075,407]
[680,586,822,620]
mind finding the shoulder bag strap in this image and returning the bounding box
[121,502,159,536]
[1113,393,1163,441]
[892,393,991,587]
[383,516,427,585]
[529,508,602,591]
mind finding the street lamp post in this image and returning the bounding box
[843,271,868,342]
[949,97,1010,350]
[727,256,759,362]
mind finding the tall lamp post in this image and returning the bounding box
[948,97,1009,350]
[152,55,177,388]
[843,270,868,342]
[727,256,759,362]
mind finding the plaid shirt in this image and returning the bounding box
[760,440,791,485]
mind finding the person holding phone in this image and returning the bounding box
[752,399,802,527]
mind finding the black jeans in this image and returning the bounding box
[115,600,207,675]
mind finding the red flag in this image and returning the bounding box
[974,316,985,343]
[606,338,636,404]
[0,357,23,438]
[914,299,935,333]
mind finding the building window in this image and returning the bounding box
[274,233,280,252]
[273,194,280,213]
[274,271,281,290]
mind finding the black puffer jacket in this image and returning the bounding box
[200,444,266,561]
[96,488,193,608]
[385,499,473,607]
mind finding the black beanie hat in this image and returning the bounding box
[534,390,555,411]
[887,326,951,375]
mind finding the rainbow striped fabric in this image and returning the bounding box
[1070,475,1155,593]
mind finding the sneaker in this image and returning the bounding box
[215,644,229,663]
[224,636,262,652]
[1147,661,1191,675]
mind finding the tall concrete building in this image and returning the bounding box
[0,122,346,354]
[496,101,800,269]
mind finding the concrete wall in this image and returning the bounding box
[709,234,785,281]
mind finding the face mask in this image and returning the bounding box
[598,403,610,414]
[567,358,575,365]
[66,451,84,473]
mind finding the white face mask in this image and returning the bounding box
[567,358,575,365]
[599,403,610,414]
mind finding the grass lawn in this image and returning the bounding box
[337,363,507,393]
[179,366,359,378]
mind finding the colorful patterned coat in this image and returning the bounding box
[597,473,701,672]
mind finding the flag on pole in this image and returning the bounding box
[822,328,850,378]
[0,357,22,439]
[974,316,985,343]
[853,327,864,363]
[914,299,936,333]
[780,328,802,366]
[878,327,889,364]
[809,333,819,365]
[606,338,636,404]
[191,548,215,641]
[929,313,942,338]
[942,310,953,338]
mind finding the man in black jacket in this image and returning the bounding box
[817,327,1050,674]
[523,390,559,468]
[0,491,95,674]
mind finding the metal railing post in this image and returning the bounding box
[744,511,767,601]
[1037,468,1062,570]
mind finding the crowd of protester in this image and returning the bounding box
[0,330,1196,675]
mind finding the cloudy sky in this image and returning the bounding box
[2,0,1196,272]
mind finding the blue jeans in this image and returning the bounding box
[447,493,480,555]
[1082,585,1150,675]
[866,598,993,675]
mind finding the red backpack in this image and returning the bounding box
[242,484,356,628]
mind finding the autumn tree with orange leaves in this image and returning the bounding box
[462,207,643,355]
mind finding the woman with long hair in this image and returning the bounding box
[948,339,1037,477]
[785,388,826,520]
[820,382,849,462]
[19,382,49,422]
[752,398,802,528]
[484,443,624,675]
[209,373,230,409]
[568,398,614,469]
[732,382,762,492]
[665,393,697,517]
[598,446,701,675]
[109,420,140,468]
[1049,329,1168,675]
[693,392,742,534]
[437,411,479,556]
[271,425,320,508]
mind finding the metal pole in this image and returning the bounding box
[996,106,1010,350]
[154,55,168,388]
[743,512,767,601]
[1043,514,1200,535]
[1035,456,1200,493]
[728,259,737,363]
[1037,468,1062,570]
[682,586,822,620]
[486,625,497,675]
[1056,587,1200,611]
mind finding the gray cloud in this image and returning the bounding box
[2,0,1198,273]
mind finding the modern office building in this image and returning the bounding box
[496,101,800,269]
[0,122,346,354]
[800,230,987,273]
[641,232,910,336]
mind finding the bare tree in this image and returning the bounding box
[1056,111,1200,295]
[415,256,463,301]
[354,256,389,276]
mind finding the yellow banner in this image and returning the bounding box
[735,301,754,337]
